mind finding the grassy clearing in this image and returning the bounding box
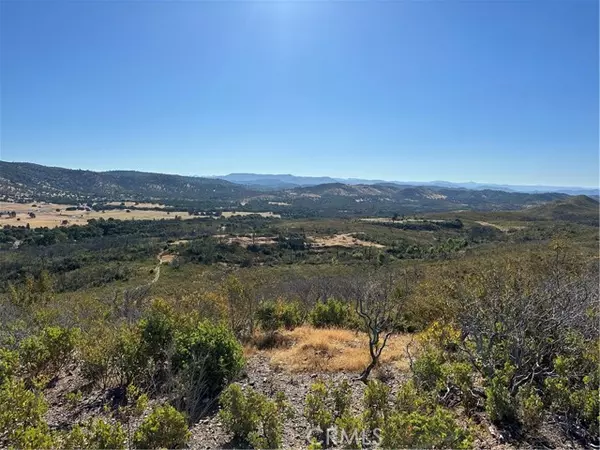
[265,326,413,373]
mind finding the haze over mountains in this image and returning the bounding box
[218,173,599,196]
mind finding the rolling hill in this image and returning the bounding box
[0,161,255,203]
[0,161,580,216]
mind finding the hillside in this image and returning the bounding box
[523,195,599,225]
[0,161,254,203]
[0,161,571,216]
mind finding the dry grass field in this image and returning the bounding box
[0,201,198,228]
[310,233,385,248]
[265,326,413,373]
[0,201,279,228]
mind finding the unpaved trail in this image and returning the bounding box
[150,251,176,284]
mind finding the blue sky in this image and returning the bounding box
[1,0,598,187]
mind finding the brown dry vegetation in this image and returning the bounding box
[310,233,385,248]
[265,326,413,373]
[0,201,198,228]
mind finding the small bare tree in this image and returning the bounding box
[354,272,403,384]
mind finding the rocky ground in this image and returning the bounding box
[43,351,586,449]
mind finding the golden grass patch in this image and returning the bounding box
[265,326,413,374]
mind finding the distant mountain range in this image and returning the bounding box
[218,173,599,196]
[1,161,596,218]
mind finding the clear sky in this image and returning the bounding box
[1,0,598,187]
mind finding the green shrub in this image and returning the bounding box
[395,379,430,413]
[174,320,244,397]
[304,380,334,433]
[334,414,365,449]
[133,404,190,449]
[309,298,358,329]
[380,406,473,449]
[362,380,390,431]
[256,299,303,332]
[139,299,175,363]
[0,378,54,449]
[331,379,352,419]
[411,349,444,392]
[517,385,544,431]
[85,418,127,450]
[219,383,291,448]
[20,326,79,377]
[0,348,19,384]
[485,363,517,424]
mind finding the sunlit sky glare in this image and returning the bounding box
[1,0,598,187]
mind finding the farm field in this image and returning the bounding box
[0,201,279,228]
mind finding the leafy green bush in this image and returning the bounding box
[309,298,359,329]
[0,348,19,384]
[174,320,244,396]
[304,380,334,433]
[0,378,54,449]
[517,385,544,431]
[412,349,444,392]
[334,413,365,449]
[331,379,352,419]
[20,326,79,377]
[362,380,390,431]
[219,383,291,448]
[485,363,517,424]
[84,419,127,450]
[380,406,473,449]
[256,299,303,332]
[395,380,430,414]
[133,404,190,449]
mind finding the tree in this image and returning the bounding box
[354,272,402,384]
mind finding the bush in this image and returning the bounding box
[20,326,79,377]
[304,380,334,434]
[133,404,190,449]
[256,299,303,332]
[517,385,544,431]
[0,348,19,384]
[380,406,473,449]
[485,363,517,424]
[0,378,54,449]
[219,383,291,448]
[309,298,358,329]
[395,380,430,414]
[334,413,365,449]
[363,380,390,431]
[83,419,127,450]
[174,320,244,397]
[331,379,352,419]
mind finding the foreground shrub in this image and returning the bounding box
[485,363,517,424]
[174,320,244,397]
[133,404,190,449]
[380,406,473,449]
[20,326,79,377]
[0,348,19,384]
[219,383,291,448]
[362,380,390,431]
[517,385,544,432]
[304,381,334,433]
[0,378,54,449]
[84,419,127,450]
